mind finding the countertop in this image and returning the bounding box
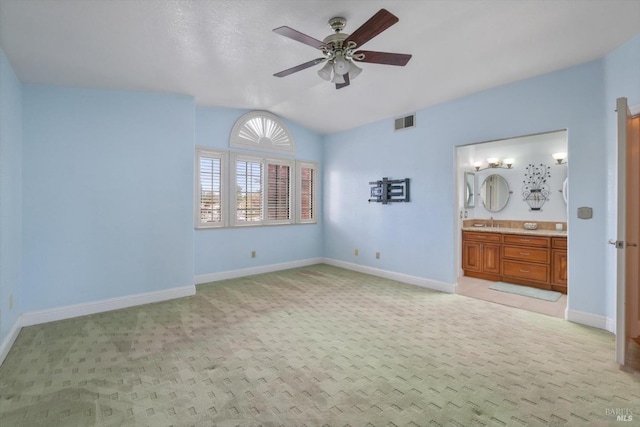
[462,226,567,237]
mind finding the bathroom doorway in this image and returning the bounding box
[455,130,569,318]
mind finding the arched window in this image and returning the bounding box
[230,111,295,155]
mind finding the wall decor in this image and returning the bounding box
[369,177,410,204]
[522,163,551,211]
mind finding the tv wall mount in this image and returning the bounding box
[369,177,410,204]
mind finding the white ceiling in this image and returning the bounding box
[1,0,639,135]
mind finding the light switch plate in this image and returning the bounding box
[577,207,593,219]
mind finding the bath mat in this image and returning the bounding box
[489,281,562,302]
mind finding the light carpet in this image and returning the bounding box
[0,264,638,426]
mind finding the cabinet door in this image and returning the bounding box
[482,243,502,275]
[552,250,568,286]
[462,241,482,272]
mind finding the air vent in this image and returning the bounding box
[394,114,415,131]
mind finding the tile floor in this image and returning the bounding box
[456,275,567,318]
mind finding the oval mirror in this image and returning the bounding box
[464,172,475,208]
[481,174,510,212]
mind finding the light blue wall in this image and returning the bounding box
[603,34,640,320]
[193,107,324,277]
[21,86,195,311]
[5,32,640,332]
[324,59,608,315]
[0,50,22,344]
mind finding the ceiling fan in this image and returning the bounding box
[272,9,412,89]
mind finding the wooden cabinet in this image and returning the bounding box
[462,231,502,281]
[502,234,550,287]
[551,237,568,292]
[462,230,567,294]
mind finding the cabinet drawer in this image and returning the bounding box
[503,245,549,263]
[503,260,549,282]
[552,237,567,249]
[503,234,550,248]
[463,231,502,243]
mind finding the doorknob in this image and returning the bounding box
[608,239,637,248]
[609,239,625,249]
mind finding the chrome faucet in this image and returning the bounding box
[490,216,493,228]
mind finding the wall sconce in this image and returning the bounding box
[552,152,567,165]
[474,158,514,171]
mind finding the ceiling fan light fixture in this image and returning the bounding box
[317,61,333,81]
[348,60,362,80]
[331,72,345,84]
[333,52,350,75]
[273,9,410,89]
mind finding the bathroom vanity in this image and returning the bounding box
[462,226,567,294]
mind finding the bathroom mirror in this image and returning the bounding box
[464,172,475,208]
[481,174,510,212]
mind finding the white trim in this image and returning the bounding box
[21,285,195,327]
[322,258,456,294]
[606,317,617,334]
[630,104,640,116]
[195,258,324,284]
[566,308,608,330]
[0,317,23,367]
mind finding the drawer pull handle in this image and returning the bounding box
[520,252,530,256]
[519,269,530,273]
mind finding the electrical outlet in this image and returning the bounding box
[9,294,13,310]
[251,251,256,258]
[375,252,380,259]
[354,249,359,256]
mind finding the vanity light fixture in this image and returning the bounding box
[552,152,567,165]
[474,158,515,172]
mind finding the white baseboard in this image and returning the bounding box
[195,257,324,284]
[21,285,195,327]
[566,308,608,330]
[322,258,456,294]
[0,317,23,367]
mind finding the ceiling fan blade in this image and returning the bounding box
[274,58,326,78]
[336,73,350,89]
[273,26,328,50]
[344,9,399,49]
[354,50,412,66]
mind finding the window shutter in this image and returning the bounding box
[200,156,221,223]
[196,150,315,229]
[196,149,226,228]
[297,161,317,223]
[267,163,291,221]
[235,159,263,223]
[300,166,314,221]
